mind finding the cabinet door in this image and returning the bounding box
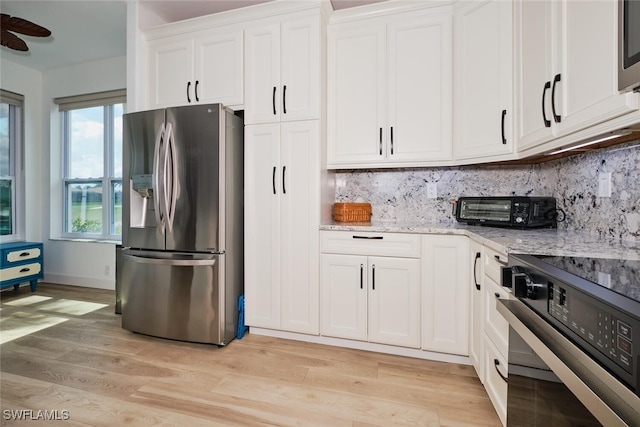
[388,14,452,162]
[327,24,386,166]
[280,121,320,334]
[368,256,420,348]
[194,29,243,107]
[454,0,513,160]
[244,124,282,329]
[147,37,194,108]
[557,0,637,136]
[515,0,555,150]
[421,235,469,355]
[320,254,368,341]
[469,240,484,382]
[245,22,281,124]
[280,16,320,122]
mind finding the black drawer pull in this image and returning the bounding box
[494,292,501,298]
[494,359,508,383]
[20,268,30,273]
[494,255,508,266]
[352,236,383,240]
[473,252,481,291]
[19,252,31,257]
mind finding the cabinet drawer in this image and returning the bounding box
[5,247,41,264]
[483,276,509,359]
[321,231,421,258]
[484,246,507,285]
[0,262,42,282]
[484,335,508,426]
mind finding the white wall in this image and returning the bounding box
[0,61,44,243]
[43,55,127,290]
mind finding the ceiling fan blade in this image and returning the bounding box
[0,28,28,51]
[1,13,51,37]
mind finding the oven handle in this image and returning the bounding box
[497,297,639,427]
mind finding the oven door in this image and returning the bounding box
[497,297,640,427]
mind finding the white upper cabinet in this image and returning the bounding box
[244,14,320,124]
[327,6,453,169]
[515,0,638,152]
[147,27,243,108]
[453,0,514,160]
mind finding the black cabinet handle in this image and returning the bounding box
[542,81,551,128]
[195,80,199,102]
[283,85,287,114]
[551,73,561,123]
[372,264,376,290]
[473,252,481,291]
[379,128,383,155]
[187,81,192,103]
[20,268,30,273]
[494,292,501,299]
[390,127,394,155]
[501,110,507,144]
[494,359,508,383]
[272,166,276,195]
[19,252,31,257]
[494,255,508,266]
[352,236,383,240]
[272,86,277,115]
[360,264,364,289]
[282,166,286,194]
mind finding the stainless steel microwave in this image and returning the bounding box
[454,197,557,228]
[619,0,640,92]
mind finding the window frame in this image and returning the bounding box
[0,90,25,243]
[56,90,125,241]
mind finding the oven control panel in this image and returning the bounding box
[548,282,634,375]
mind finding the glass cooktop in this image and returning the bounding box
[535,255,640,304]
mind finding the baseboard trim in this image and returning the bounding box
[248,327,471,365]
[43,274,115,290]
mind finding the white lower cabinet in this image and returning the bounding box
[421,235,469,355]
[484,335,508,426]
[320,231,421,348]
[320,253,421,348]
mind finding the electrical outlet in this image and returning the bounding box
[427,183,437,199]
[597,172,612,198]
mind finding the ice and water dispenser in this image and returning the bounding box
[129,174,155,228]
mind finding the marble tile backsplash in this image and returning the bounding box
[334,140,640,242]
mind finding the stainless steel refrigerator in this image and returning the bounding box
[119,104,243,345]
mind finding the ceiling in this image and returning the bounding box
[0,0,386,72]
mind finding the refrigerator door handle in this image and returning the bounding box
[123,253,217,267]
[164,122,178,233]
[153,123,166,233]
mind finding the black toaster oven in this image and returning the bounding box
[454,196,557,228]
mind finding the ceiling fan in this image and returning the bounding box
[1,13,51,52]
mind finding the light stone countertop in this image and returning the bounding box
[320,221,640,260]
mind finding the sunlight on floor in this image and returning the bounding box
[0,294,109,344]
[3,295,52,306]
[36,299,108,316]
[0,312,68,344]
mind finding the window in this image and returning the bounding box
[55,90,125,240]
[0,90,24,242]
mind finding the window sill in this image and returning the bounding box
[50,237,122,245]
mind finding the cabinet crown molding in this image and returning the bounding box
[329,0,452,25]
[144,0,330,40]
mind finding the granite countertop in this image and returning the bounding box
[320,221,640,260]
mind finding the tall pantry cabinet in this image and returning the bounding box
[244,4,328,335]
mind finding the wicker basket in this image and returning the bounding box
[333,203,372,223]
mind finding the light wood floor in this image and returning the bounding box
[1,283,500,426]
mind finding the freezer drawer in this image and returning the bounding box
[120,250,229,345]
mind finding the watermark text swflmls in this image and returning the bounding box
[3,409,70,421]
